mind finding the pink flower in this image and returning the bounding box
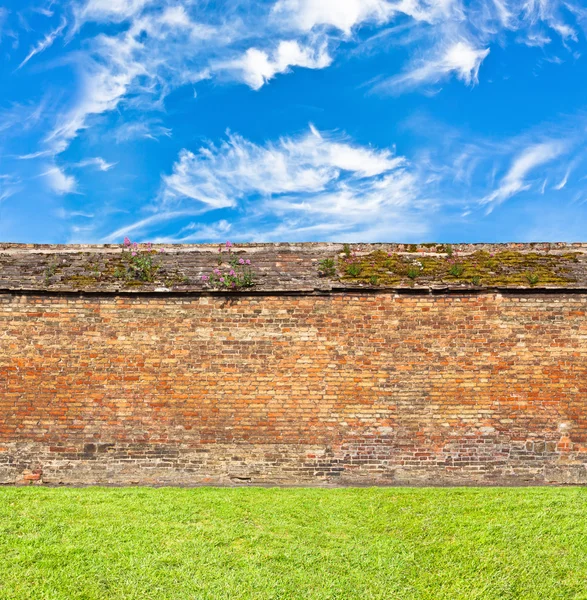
[219,277,225,283]
[147,242,152,250]
[123,237,131,247]
[229,269,236,276]
[133,242,138,250]
[159,248,166,253]
[245,259,251,265]
[213,268,221,275]
[201,275,209,281]
[239,258,245,265]
[131,251,137,257]
[226,241,233,248]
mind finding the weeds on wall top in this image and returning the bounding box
[201,241,255,289]
[318,244,578,287]
[114,238,167,283]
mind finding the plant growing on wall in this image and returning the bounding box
[114,238,166,283]
[202,241,255,289]
[346,262,362,277]
[448,262,465,277]
[526,272,540,285]
[318,258,336,277]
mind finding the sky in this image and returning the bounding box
[0,0,586,244]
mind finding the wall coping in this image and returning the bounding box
[1,242,586,295]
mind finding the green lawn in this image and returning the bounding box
[0,487,586,599]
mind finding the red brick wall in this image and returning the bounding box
[1,292,586,486]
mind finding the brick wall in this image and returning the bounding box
[1,291,586,486]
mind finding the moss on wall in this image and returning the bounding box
[337,249,579,287]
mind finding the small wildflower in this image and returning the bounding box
[219,277,225,283]
[246,259,251,265]
[123,237,131,247]
[226,241,233,248]
[213,268,221,275]
[131,251,137,257]
[239,258,245,265]
[159,248,166,253]
[229,269,236,276]
[201,275,209,282]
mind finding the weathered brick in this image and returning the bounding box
[0,290,586,486]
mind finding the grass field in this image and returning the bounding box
[0,487,586,599]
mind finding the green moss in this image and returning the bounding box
[60,255,188,289]
[337,249,579,287]
[63,275,103,286]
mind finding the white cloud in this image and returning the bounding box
[162,126,406,207]
[46,7,218,152]
[481,141,566,208]
[42,166,77,195]
[46,33,146,151]
[18,150,54,160]
[55,208,95,219]
[376,40,490,92]
[158,126,432,241]
[18,17,66,69]
[553,163,574,190]
[0,184,20,204]
[113,119,172,142]
[272,0,395,34]
[75,0,155,24]
[73,157,116,171]
[220,40,332,90]
[18,0,587,160]
[103,209,209,242]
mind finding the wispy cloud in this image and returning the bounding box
[102,209,211,242]
[480,142,566,209]
[162,125,407,205]
[553,168,570,190]
[398,109,587,219]
[18,17,66,70]
[156,125,432,241]
[0,179,21,204]
[25,0,586,158]
[375,40,490,93]
[17,150,54,160]
[47,4,218,152]
[55,208,95,219]
[74,0,156,25]
[113,119,172,143]
[72,157,116,171]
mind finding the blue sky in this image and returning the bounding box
[0,0,586,244]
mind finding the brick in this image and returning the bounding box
[0,291,586,486]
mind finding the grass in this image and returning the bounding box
[1,487,586,599]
